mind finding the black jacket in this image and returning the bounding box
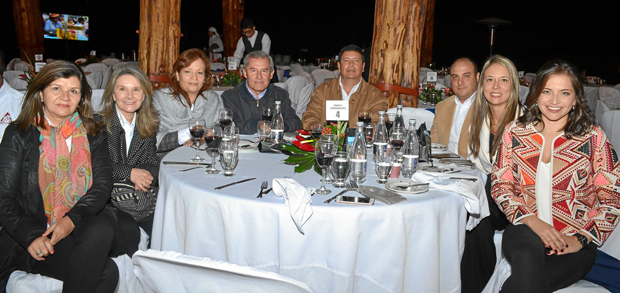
[0,124,112,286]
[221,81,302,134]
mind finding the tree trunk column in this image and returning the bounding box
[222,0,244,59]
[139,0,181,78]
[12,0,44,63]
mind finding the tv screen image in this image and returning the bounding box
[43,13,89,41]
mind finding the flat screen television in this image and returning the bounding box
[42,13,89,41]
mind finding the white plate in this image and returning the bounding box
[385,179,429,194]
[431,143,447,150]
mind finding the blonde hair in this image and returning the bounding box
[99,66,159,138]
[469,55,521,158]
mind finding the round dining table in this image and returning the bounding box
[151,138,475,293]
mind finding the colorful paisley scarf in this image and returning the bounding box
[37,112,93,225]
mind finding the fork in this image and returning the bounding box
[257,181,268,198]
[324,181,357,204]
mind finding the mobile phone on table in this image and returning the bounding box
[335,196,375,205]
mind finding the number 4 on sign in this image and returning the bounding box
[336,111,340,118]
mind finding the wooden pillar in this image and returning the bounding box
[420,0,435,68]
[222,0,244,58]
[12,0,44,63]
[138,0,181,78]
[369,0,431,108]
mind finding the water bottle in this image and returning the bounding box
[349,121,367,183]
[270,101,284,143]
[372,111,388,162]
[393,105,405,130]
[401,119,419,178]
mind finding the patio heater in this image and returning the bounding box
[475,17,512,57]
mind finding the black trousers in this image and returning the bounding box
[27,208,140,293]
[461,173,510,293]
[500,224,597,293]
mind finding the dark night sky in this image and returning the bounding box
[2,0,619,84]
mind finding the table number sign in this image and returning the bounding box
[35,54,43,61]
[325,100,349,121]
[427,72,437,82]
[518,71,524,78]
[90,50,96,56]
[34,62,46,73]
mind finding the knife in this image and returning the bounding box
[358,185,407,205]
[163,161,211,166]
[214,178,257,190]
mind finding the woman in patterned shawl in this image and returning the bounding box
[491,59,620,292]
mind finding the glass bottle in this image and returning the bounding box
[393,105,405,131]
[372,111,388,162]
[270,101,284,143]
[349,121,367,183]
[401,119,420,179]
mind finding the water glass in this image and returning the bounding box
[205,126,222,174]
[401,153,419,179]
[314,138,337,195]
[364,125,374,145]
[331,151,350,188]
[257,120,272,142]
[262,106,273,121]
[321,134,338,183]
[375,149,394,183]
[219,144,239,177]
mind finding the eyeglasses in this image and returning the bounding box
[241,29,254,35]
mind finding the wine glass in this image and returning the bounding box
[218,108,233,132]
[309,122,323,140]
[262,106,273,121]
[358,109,371,126]
[257,120,272,142]
[321,134,338,184]
[375,149,394,184]
[314,137,337,195]
[219,141,239,177]
[204,126,222,174]
[389,127,406,153]
[331,151,350,188]
[189,118,206,162]
[385,112,396,134]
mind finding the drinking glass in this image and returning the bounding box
[262,106,273,121]
[375,149,394,184]
[224,124,240,146]
[389,127,406,153]
[309,122,323,140]
[257,120,272,142]
[358,109,371,125]
[386,112,396,134]
[189,118,206,162]
[364,125,374,145]
[218,108,233,131]
[204,126,222,174]
[401,153,419,179]
[320,134,338,184]
[331,151,350,188]
[219,143,239,177]
[314,138,337,195]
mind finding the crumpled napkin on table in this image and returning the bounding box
[272,178,314,235]
[412,171,489,231]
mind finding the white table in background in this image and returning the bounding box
[152,140,485,293]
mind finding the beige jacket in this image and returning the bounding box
[301,78,387,129]
[430,95,473,158]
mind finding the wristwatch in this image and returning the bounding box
[574,233,589,249]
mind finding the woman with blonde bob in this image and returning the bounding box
[0,61,123,292]
[98,66,160,237]
[461,55,523,292]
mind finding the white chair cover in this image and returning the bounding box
[310,69,336,89]
[132,250,314,293]
[285,76,314,119]
[523,73,537,83]
[74,58,86,64]
[387,107,435,130]
[211,62,226,71]
[595,99,609,126]
[518,85,530,104]
[598,87,620,110]
[8,77,29,90]
[100,66,114,90]
[86,73,101,90]
[614,84,620,91]
[101,58,121,66]
[7,229,150,293]
[13,61,30,72]
[600,109,620,150]
[6,58,21,70]
[83,63,110,74]
[308,65,318,73]
[289,63,303,76]
[2,70,24,82]
[273,82,288,91]
[112,61,139,71]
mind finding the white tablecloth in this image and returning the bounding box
[152,142,485,293]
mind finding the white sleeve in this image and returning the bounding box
[177,127,191,145]
[262,33,271,55]
[233,38,245,64]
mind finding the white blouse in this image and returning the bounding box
[535,161,553,225]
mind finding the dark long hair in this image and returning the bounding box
[168,48,212,107]
[14,60,101,134]
[518,59,594,138]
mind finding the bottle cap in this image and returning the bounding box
[397,105,403,108]
[356,121,364,127]
[379,111,385,115]
[275,101,281,104]
[409,119,416,124]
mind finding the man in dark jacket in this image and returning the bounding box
[222,51,302,134]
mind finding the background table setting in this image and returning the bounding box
[151,130,488,292]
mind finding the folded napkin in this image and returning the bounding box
[412,171,489,231]
[272,178,314,235]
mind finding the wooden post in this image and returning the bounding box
[222,0,244,59]
[12,0,44,63]
[369,0,431,108]
[139,0,181,79]
[420,0,435,68]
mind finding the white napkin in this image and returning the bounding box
[412,171,489,231]
[272,178,314,235]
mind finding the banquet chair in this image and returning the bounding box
[289,63,304,77]
[132,250,314,293]
[84,63,110,74]
[2,70,24,83]
[386,106,435,130]
[6,229,150,293]
[598,107,620,150]
[113,61,139,71]
[8,76,29,90]
[85,71,104,89]
[74,58,86,64]
[13,61,30,72]
[523,72,537,84]
[375,81,420,108]
[297,71,313,84]
[6,58,21,70]
[518,85,530,104]
[100,66,114,89]
[285,76,314,119]
[311,69,337,89]
[211,62,226,71]
[273,82,288,91]
[147,74,170,90]
[308,65,318,73]
[101,58,122,66]
[615,83,620,91]
[598,86,620,110]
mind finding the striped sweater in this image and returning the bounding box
[492,122,620,245]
